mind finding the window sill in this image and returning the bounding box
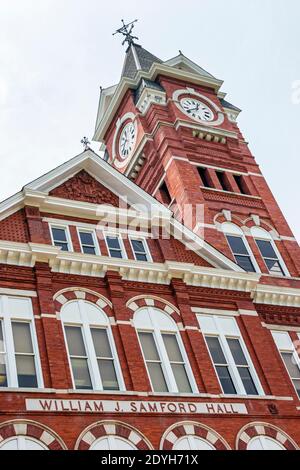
[0,387,55,393]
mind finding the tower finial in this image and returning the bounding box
[113,19,139,47]
[81,136,90,150]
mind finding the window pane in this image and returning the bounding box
[97,359,119,390]
[216,366,236,394]
[227,236,249,255]
[91,329,112,358]
[131,240,145,253]
[227,338,248,366]
[238,367,258,395]
[55,242,69,251]
[12,323,34,354]
[135,253,148,262]
[282,352,300,378]
[139,332,160,361]
[256,239,277,258]
[265,259,284,274]
[0,355,7,387]
[0,323,4,352]
[206,337,227,364]
[82,246,96,255]
[234,255,256,272]
[71,358,92,389]
[79,232,94,246]
[65,326,87,357]
[293,379,300,398]
[162,334,183,362]
[171,364,192,393]
[15,355,37,388]
[107,237,121,250]
[147,362,168,392]
[52,228,67,242]
[109,249,123,259]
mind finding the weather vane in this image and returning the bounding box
[113,19,139,47]
[81,136,90,150]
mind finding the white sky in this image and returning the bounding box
[0,0,299,242]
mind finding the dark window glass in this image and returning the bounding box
[216,171,231,191]
[12,323,38,388]
[51,228,69,251]
[227,338,248,366]
[215,366,236,394]
[198,167,212,188]
[206,337,227,364]
[237,367,258,395]
[79,231,96,255]
[91,329,119,391]
[106,237,123,259]
[256,239,285,275]
[65,326,92,390]
[233,175,248,195]
[226,235,256,272]
[227,338,258,395]
[131,239,149,262]
[139,332,168,392]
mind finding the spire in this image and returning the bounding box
[113,19,162,79]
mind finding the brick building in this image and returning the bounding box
[0,29,300,451]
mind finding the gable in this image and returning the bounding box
[171,238,213,267]
[49,170,120,207]
[0,209,29,243]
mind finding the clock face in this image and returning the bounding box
[180,98,214,122]
[119,122,136,159]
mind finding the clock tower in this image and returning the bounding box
[94,25,300,279]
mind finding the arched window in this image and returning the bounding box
[61,300,124,391]
[0,436,47,450]
[222,223,259,273]
[174,436,215,450]
[133,307,198,394]
[247,436,285,450]
[251,227,289,276]
[90,436,137,450]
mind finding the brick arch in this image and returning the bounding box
[126,295,181,322]
[75,420,153,450]
[54,288,114,318]
[0,420,66,450]
[243,218,279,236]
[236,422,299,450]
[160,421,230,450]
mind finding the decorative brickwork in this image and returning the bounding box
[127,295,181,322]
[0,420,66,450]
[160,421,230,450]
[75,421,152,450]
[50,170,120,206]
[236,422,299,450]
[54,288,114,317]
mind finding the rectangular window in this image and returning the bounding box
[51,226,71,252]
[0,322,7,387]
[198,315,262,396]
[65,326,92,390]
[12,322,38,388]
[233,174,249,195]
[198,167,213,188]
[162,333,192,393]
[216,171,231,191]
[272,331,300,398]
[205,336,236,394]
[255,239,285,276]
[78,230,98,255]
[130,239,151,262]
[91,328,119,391]
[106,236,125,259]
[138,332,168,392]
[226,235,256,272]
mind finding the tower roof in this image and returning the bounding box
[121,44,162,79]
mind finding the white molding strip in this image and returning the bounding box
[253,285,300,308]
[0,288,37,297]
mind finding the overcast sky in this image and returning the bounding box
[0,0,299,242]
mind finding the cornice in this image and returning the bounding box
[253,284,300,308]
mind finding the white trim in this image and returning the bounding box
[222,223,261,274]
[0,296,44,389]
[197,314,264,396]
[104,233,127,260]
[272,331,300,399]
[129,237,152,262]
[49,223,73,252]
[61,299,125,393]
[76,227,101,256]
[252,228,290,277]
[172,88,224,127]
[134,307,198,394]
[0,289,37,298]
